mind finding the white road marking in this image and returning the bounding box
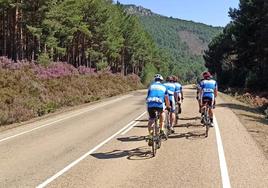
[214,115,231,188]
[36,111,146,188]
[121,111,147,135]
[0,95,130,143]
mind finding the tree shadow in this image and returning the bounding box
[91,147,152,160]
[218,103,261,115]
[240,113,268,125]
[217,103,267,125]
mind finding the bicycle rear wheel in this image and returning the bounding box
[152,119,157,157]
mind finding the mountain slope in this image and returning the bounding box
[123,4,222,82]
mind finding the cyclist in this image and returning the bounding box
[199,72,218,126]
[146,74,170,146]
[164,76,176,133]
[173,76,183,116]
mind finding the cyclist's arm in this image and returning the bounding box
[214,88,218,98]
[165,95,170,108]
[174,92,178,102]
[180,87,184,100]
[214,83,218,98]
[146,89,150,99]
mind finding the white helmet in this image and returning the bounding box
[154,74,163,81]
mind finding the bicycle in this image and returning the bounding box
[201,99,212,137]
[147,110,162,157]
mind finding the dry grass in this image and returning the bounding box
[0,59,143,126]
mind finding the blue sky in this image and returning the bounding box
[118,0,240,27]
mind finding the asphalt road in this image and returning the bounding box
[0,86,267,188]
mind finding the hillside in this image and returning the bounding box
[124,4,222,82]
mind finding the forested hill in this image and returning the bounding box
[124,4,222,82]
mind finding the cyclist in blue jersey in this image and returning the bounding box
[164,76,176,133]
[199,72,218,126]
[146,74,170,146]
[173,76,183,115]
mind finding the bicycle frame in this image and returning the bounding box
[201,101,211,137]
[152,111,161,157]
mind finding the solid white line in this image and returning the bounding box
[36,111,146,188]
[214,115,231,188]
[0,96,130,143]
[121,111,147,135]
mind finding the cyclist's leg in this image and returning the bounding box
[170,98,176,132]
[158,108,165,131]
[178,93,182,113]
[208,97,215,124]
[147,107,156,135]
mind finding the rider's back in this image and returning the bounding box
[200,79,217,98]
[147,82,167,108]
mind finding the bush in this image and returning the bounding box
[37,53,51,67]
[0,57,143,126]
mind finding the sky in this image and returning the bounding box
[118,0,240,27]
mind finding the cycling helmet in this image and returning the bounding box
[154,74,164,82]
[166,76,174,82]
[202,71,212,79]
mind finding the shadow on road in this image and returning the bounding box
[168,130,206,140]
[218,103,268,125]
[135,119,148,122]
[117,136,146,142]
[175,122,203,128]
[241,113,268,125]
[91,147,152,160]
[179,116,200,121]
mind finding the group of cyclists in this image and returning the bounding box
[146,71,218,146]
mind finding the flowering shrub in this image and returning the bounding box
[34,62,79,79]
[77,66,96,75]
[0,57,143,126]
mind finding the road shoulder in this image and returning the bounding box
[219,92,268,159]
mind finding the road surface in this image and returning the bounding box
[0,86,267,187]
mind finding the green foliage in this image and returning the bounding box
[96,60,109,71]
[37,53,51,66]
[141,63,157,86]
[204,0,268,91]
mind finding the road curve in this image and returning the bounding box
[0,87,267,188]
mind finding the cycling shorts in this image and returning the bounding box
[148,107,163,119]
[201,97,215,108]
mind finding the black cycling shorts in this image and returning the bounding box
[148,107,163,119]
[202,97,213,107]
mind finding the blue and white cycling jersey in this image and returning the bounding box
[200,79,217,99]
[174,82,182,93]
[163,82,176,101]
[146,81,168,108]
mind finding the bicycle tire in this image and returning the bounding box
[152,118,157,157]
